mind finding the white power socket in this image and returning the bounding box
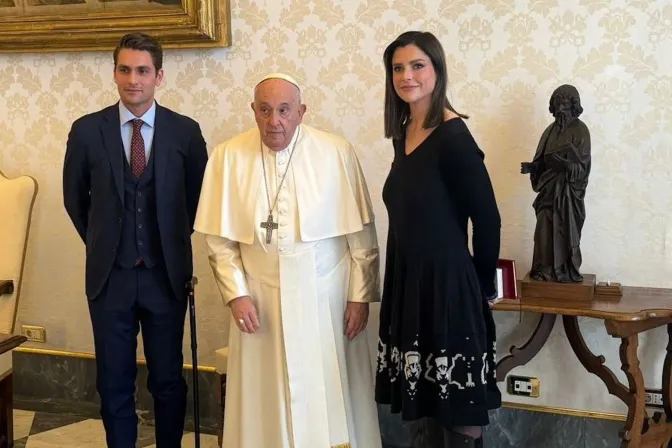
[506,375,540,397]
[514,380,532,394]
[644,390,663,408]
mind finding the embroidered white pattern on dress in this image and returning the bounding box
[377,339,387,374]
[435,356,450,399]
[424,353,435,383]
[389,347,401,382]
[403,351,422,398]
[376,340,492,400]
[481,352,489,385]
[492,341,497,380]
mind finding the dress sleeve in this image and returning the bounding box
[440,129,501,299]
[381,222,396,300]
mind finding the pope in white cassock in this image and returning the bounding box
[193,73,383,448]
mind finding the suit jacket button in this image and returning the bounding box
[118,217,123,224]
[111,246,116,252]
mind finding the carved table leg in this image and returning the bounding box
[662,324,672,420]
[496,313,556,381]
[604,319,672,448]
[563,316,630,404]
[617,333,646,447]
[564,316,650,447]
[633,323,672,448]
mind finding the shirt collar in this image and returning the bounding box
[119,100,156,128]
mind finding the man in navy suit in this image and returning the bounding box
[63,33,208,447]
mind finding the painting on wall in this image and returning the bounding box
[0,0,230,52]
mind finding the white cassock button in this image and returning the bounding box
[280,222,287,227]
[278,160,286,165]
[279,248,287,253]
[279,234,286,240]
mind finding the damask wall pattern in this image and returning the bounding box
[0,0,670,414]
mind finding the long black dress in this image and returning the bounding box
[375,118,502,429]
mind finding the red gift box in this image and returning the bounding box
[496,259,519,300]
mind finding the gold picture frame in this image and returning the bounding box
[0,0,230,53]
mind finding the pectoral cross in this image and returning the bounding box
[260,214,279,244]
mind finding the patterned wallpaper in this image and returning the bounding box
[1,0,670,414]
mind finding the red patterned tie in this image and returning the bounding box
[130,119,146,178]
[131,119,145,266]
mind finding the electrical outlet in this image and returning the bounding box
[644,389,664,408]
[21,325,46,343]
[507,375,540,398]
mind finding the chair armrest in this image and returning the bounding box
[0,281,13,296]
[0,333,26,356]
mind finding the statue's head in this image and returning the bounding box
[549,84,583,131]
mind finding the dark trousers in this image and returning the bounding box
[89,264,188,448]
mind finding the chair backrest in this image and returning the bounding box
[0,169,38,334]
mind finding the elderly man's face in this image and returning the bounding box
[251,79,306,151]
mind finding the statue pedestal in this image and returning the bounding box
[522,273,596,301]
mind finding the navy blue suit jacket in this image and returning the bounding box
[63,103,208,301]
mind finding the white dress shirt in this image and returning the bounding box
[119,101,156,164]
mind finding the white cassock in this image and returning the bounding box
[194,123,383,448]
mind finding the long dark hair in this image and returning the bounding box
[383,31,467,140]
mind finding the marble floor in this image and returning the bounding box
[12,409,219,447]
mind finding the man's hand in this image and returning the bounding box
[344,302,369,341]
[230,296,260,334]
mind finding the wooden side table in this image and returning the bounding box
[494,286,672,448]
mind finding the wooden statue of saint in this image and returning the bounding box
[521,84,591,283]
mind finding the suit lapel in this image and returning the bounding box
[153,104,169,193]
[101,105,124,205]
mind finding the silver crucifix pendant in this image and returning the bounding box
[260,214,279,244]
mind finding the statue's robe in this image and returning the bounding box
[529,118,591,282]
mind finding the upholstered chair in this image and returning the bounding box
[0,169,38,445]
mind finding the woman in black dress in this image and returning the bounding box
[375,31,501,448]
